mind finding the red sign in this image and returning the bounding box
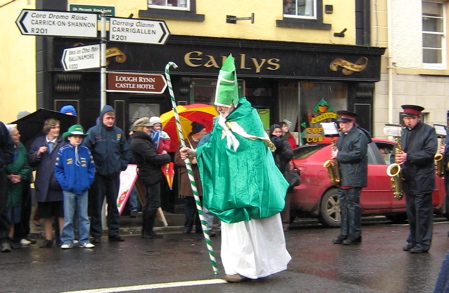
[107,72,167,94]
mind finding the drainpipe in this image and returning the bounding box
[387,0,394,124]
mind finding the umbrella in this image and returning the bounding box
[160,103,219,152]
[10,108,78,150]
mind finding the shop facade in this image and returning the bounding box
[46,35,384,211]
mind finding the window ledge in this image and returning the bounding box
[395,67,449,76]
[276,18,331,30]
[138,9,205,21]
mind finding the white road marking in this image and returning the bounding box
[61,279,227,293]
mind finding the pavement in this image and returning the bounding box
[30,211,187,239]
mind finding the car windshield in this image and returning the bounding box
[293,144,329,159]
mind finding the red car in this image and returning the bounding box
[290,138,447,227]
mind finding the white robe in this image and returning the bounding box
[220,213,292,279]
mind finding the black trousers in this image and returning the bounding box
[338,187,362,239]
[89,174,121,238]
[405,192,433,249]
[0,172,10,243]
[183,197,201,232]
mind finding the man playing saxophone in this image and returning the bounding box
[397,105,437,253]
[331,111,371,245]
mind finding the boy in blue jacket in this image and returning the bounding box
[55,125,95,249]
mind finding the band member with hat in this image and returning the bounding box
[332,110,371,245]
[397,105,437,253]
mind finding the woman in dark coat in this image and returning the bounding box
[130,117,171,239]
[270,124,294,231]
[174,122,207,234]
[28,118,64,248]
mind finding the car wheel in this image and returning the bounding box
[385,214,408,224]
[318,189,341,227]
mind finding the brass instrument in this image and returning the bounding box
[435,135,446,177]
[434,124,447,176]
[323,135,341,185]
[386,136,404,200]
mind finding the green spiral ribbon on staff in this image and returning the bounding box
[165,62,219,275]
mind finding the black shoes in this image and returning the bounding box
[183,228,191,234]
[142,232,163,239]
[208,230,216,237]
[1,242,12,252]
[130,211,138,218]
[403,243,428,253]
[332,235,347,244]
[403,243,415,251]
[39,239,54,248]
[108,235,125,242]
[343,236,362,245]
[91,237,101,244]
[410,247,428,254]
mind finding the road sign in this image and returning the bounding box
[109,17,170,45]
[107,72,168,94]
[69,4,115,20]
[61,44,101,71]
[16,9,98,38]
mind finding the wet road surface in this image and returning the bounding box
[1,218,449,293]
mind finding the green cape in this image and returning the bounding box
[197,97,288,223]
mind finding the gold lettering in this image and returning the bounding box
[267,58,280,70]
[239,54,250,70]
[184,51,203,67]
[203,55,219,68]
[252,58,266,73]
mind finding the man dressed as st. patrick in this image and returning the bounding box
[180,54,291,283]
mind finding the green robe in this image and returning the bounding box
[6,142,32,208]
[197,97,288,223]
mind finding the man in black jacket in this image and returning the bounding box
[83,105,129,243]
[397,105,437,253]
[331,111,371,245]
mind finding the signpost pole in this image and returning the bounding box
[100,12,107,109]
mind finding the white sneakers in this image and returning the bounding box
[81,243,95,248]
[61,244,73,249]
[20,239,32,246]
[61,243,95,249]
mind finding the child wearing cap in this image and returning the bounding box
[54,124,95,249]
[149,116,171,154]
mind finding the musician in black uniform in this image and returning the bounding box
[397,105,437,253]
[331,111,371,245]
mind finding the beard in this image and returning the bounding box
[219,104,235,118]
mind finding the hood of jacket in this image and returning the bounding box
[100,105,115,129]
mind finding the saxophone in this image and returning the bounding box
[386,136,404,200]
[323,135,341,185]
[435,136,445,177]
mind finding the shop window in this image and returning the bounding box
[298,82,347,145]
[277,0,331,29]
[422,1,446,69]
[129,103,160,124]
[139,0,205,21]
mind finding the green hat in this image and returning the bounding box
[63,124,88,141]
[214,54,239,107]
